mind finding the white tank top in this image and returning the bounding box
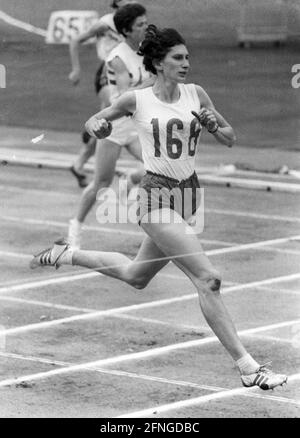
[95,13,123,61]
[106,42,150,102]
[132,84,202,180]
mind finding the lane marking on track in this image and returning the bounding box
[205,208,300,224]
[260,247,300,256]
[117,373,300,417]
[247,333,300,346]
[255,285,300,296]
[0,351,298,408]
[0,273,299,336]
[0,269,99,288]
[0,293,210,332]
[2,152,300,192]
[206,235,300,256]
[0,294,297,341]
[0,10,47,37]
[0,250,31,260]
[1,181,300,224]
[0,214,144,236]
[0,319,299,388]
[0,295,94,313]
[0,294,298,339]
[0,212,242,246]
[0,270,100,294]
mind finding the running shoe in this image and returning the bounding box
[241,363,288,390]
[70,166,88,188]
[68,219,82,250]
[30,238,70,270]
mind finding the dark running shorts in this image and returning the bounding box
[94,61,109,94]
[137,171,201,225]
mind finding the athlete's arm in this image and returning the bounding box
[69,21,109,85]
[133,74,156,90]
[108,56,132,95]
[195,85,236,147]
[85,91,136,138]
[108,57,155,96]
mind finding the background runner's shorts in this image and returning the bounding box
[105,117,138,146]
[94,61,108,94]
[137,171,201,225]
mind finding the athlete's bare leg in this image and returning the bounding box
[140,209,248,361]
[72,235,169,289]
[75,139,122,223]
[73,137,96,175]
[71,207,247,360]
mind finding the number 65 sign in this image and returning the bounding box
[46,10,99,44]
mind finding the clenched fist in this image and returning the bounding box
[191,108,219,133]
[85,117,113,139]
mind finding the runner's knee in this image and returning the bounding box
[196,270,222,295]
[126,275,150,290]
[93,175,113,191]
[125,265,151,290]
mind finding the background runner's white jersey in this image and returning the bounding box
[132,84,202,181]
[96,13,123,61]
[106,42,150,102]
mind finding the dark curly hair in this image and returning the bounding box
[114,3,146,37]
[138,25,186,75]
[111,0,119,9]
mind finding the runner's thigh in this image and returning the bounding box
[141,208,216,281]
[126,136,143,162]
[93,139,122,185]
[128,235,169,280]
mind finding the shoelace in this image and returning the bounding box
[257,361,272,374]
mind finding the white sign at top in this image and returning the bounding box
[46,10,99,44]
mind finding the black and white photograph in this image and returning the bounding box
[0,0,299,420]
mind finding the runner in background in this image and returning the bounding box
[68,0,135,187]
[68,3,152,249]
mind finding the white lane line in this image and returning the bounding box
[0,250,31,260]
[109,313,209,333]
[1,273,299,336]
[0,295,93,313]
[0,319,299,389]
[0,184,79,199]
[1,180,300,223]
[260,247,300,256]
[0,213,244,250]
[0,10,47,37]
[0,271,100,294]
[0,213,239,246]
[2,212,300,251]
[206,208,300,224]
[0,352,69,367]
[0,214,144,236]
[0,269,95,288]
[117,373,300,418]
[255,285,300,296]
[0,294,209,332]
[0,352,298,408]
[3,181,300,224]
[247,333,300,346]
[207,235,300,256]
